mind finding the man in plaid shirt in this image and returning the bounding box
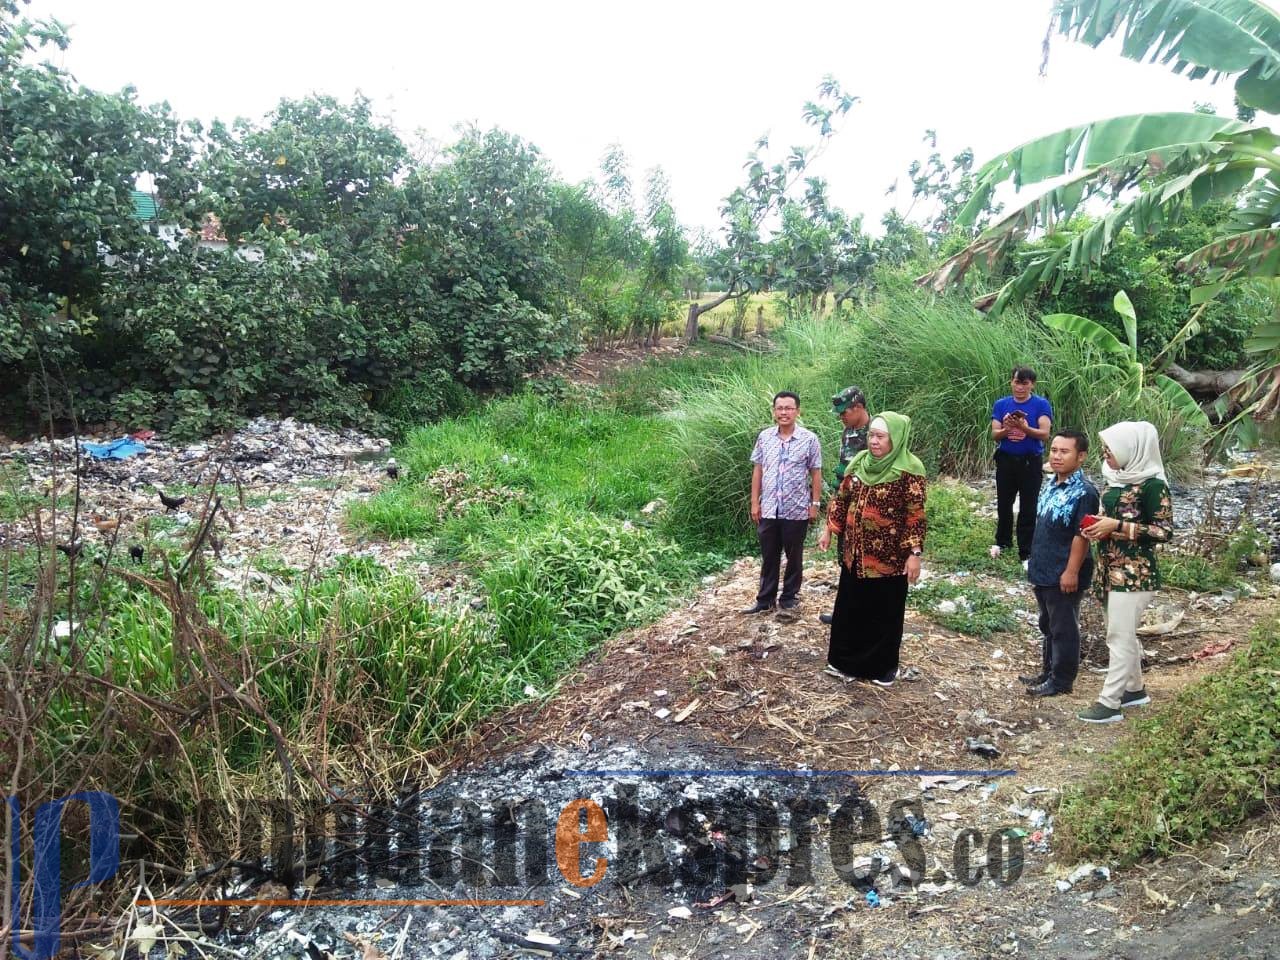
[743,391,823,614]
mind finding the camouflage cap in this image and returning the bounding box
[831,385,866,413]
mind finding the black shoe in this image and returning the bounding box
[871,671,896,688]
[1026,681,1071,698]
[819,613,834,625]
[1018,672,1048,686]
[741,603,775,615]
[779,599,799,610]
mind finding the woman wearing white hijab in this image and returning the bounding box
[1078,421,1174,723]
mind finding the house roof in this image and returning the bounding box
[130,189,160,221]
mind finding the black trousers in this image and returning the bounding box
[827,567,909,679]
[995,452,1043,560]
[756,518,809,606]
[1033,584,1082,691]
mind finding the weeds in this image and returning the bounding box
[1056,618,1280,865]
[908,579,1016,637]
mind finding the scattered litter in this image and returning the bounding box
[964,737,1001,759]
[82,436,149,461]
[865,889,881,908]
[1192,638,1234,659]
[640,498,667,514]
[1137,609,1185,636]
[673,698,702,723]
[522,684,540,698]
[899,666,922,681]
[52,620,77,639]
[1067,863,1111,886]
[653,707,671,720]
[1034,920,1054,940]
[1023,786,1050,795]
[666,906,692,920]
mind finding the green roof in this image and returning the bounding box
[130,189,160,221]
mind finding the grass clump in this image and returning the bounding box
[925,482,1020,576]
[1162,522,1270,592]
[1056,618,1280,865]
[482,511,711,676]
[907,579,1016,637]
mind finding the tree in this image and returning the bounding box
[1,0,194,417]
[683,76,858,342]
[920,0,1280,438]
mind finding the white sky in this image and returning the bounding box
[26,0,1247,235]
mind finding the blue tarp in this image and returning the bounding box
[82,436,148,460]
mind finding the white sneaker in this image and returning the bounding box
[989,545,1002,559]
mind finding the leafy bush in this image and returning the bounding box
[1056,618,1280,865]
[481,512,699,673]
[1020,205,1271,370]
[111,388,161,431]
[907,579,1015,637]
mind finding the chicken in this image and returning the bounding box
[158,491,187,511]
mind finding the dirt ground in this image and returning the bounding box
[430,559,1278,959]
[202,559,1278,960]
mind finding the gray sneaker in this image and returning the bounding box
[1077,702,1123,723]
[1120,688,1151,708]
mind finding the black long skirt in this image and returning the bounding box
[826,565,909,679]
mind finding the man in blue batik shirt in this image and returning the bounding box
[1021,429,1100,698]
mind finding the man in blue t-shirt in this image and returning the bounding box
[1021,429,1099,697]
[990,366,1053,563]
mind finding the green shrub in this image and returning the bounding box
[925,482,1020,575]
[907,579,1015,637]
[481,512,699,674]
[1056,618,1280,865]
[168,389,213,443]
[112,387,161,430]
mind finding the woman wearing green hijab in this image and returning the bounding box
[819,411,927,686]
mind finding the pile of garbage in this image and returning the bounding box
[0,418,414,586]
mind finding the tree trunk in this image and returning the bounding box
[755,304,765,338]
[685,289,738,344]
[1163,363,1247,396]
[683,301,701,343]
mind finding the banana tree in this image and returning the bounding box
[1044,289,1212,427]
[918,0,1280,433]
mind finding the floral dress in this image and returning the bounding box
[826,473,927,578]
[1096,477,1173,593]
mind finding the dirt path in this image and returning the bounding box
[220,559,1278,960]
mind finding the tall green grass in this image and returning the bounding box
[845,293,1200,476]
[661,318,858,550]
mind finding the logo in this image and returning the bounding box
[7,792,120,960]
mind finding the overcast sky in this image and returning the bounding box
[26,0,1246,235]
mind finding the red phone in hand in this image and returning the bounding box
[1080,514,1100,529]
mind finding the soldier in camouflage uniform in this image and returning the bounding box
[818,386,870,625]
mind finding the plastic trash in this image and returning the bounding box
[82,436,148,461]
